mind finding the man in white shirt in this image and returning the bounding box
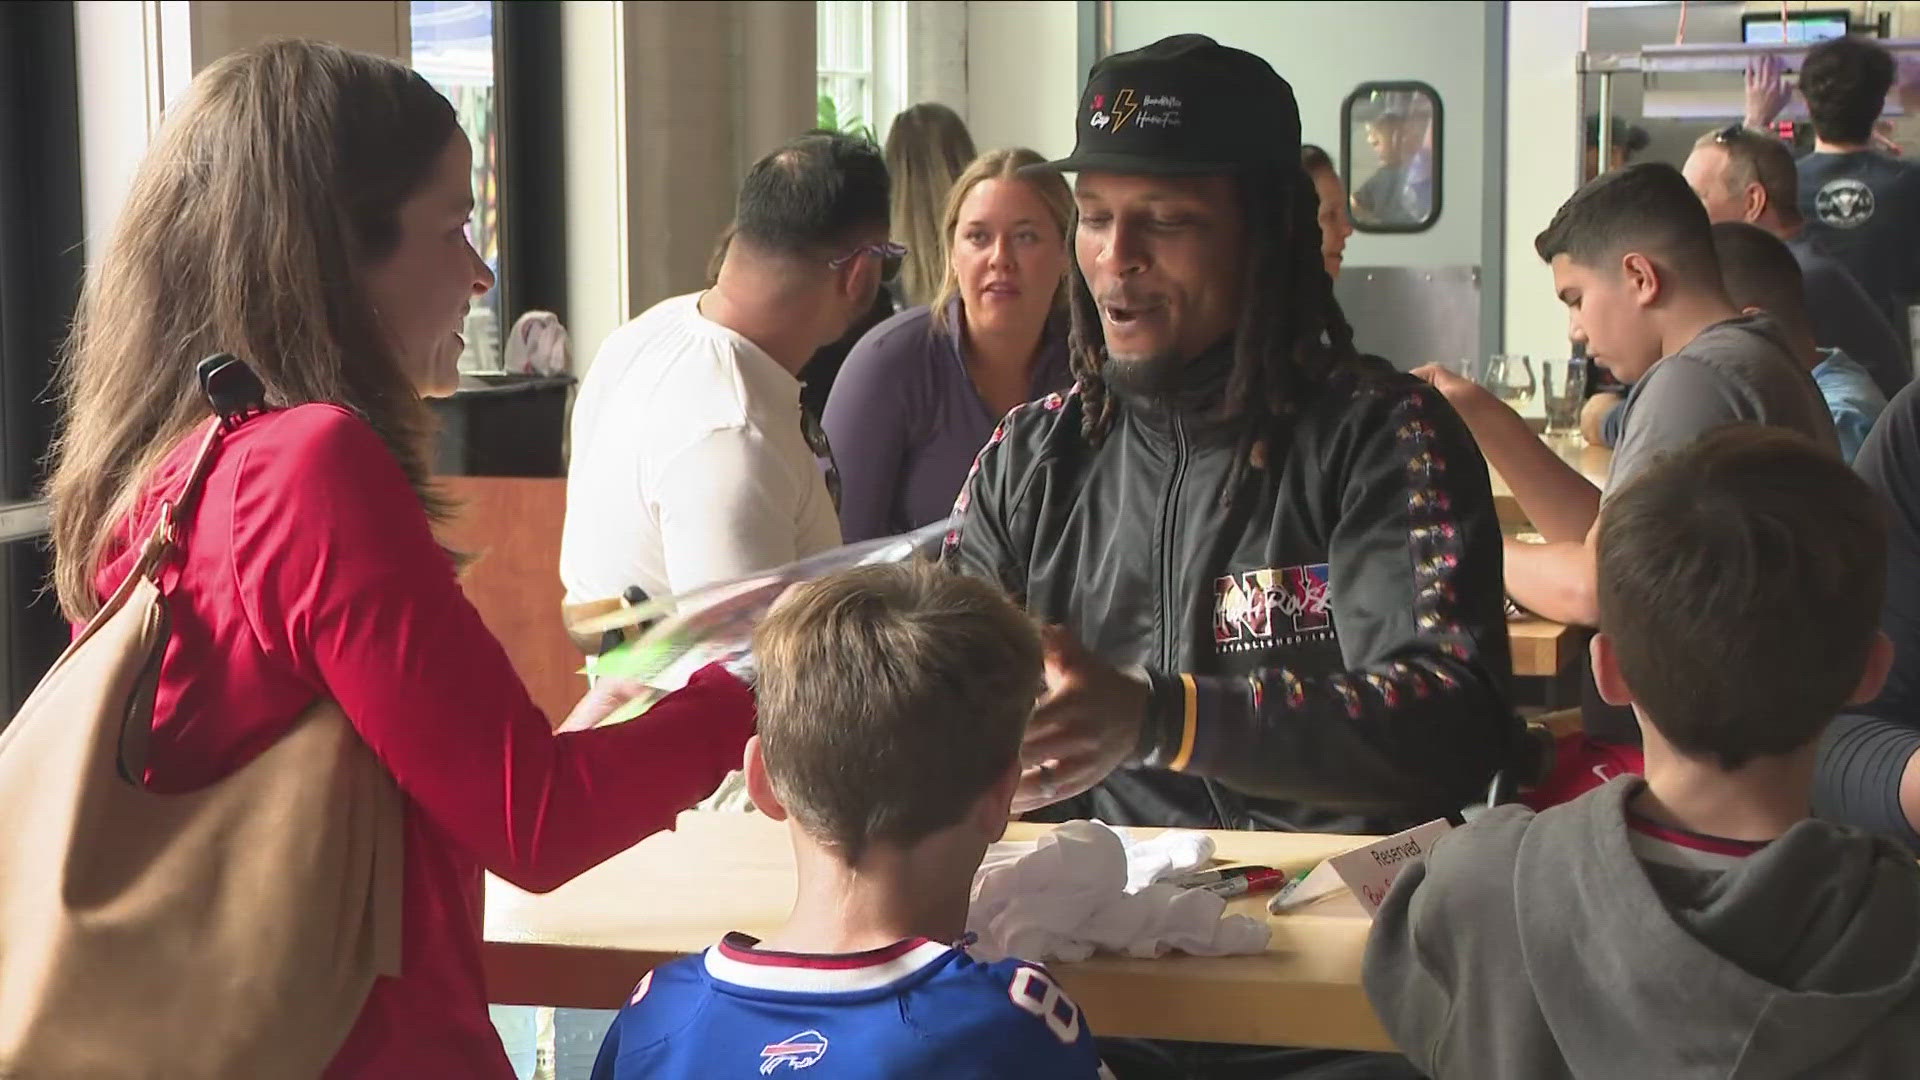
[562,134,896,621]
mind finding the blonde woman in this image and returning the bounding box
[884,102,976,308]
[43,41,752,1076]
[824,148,1073,542]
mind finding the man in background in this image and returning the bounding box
[1352,109,1429,228]
[1763,36,1920,361]
[562,133,893,627]
[1584,114,1649,181]
[1682,124,1909,397]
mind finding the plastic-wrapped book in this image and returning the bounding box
[562,519,950,729]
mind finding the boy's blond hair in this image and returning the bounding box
[753,562,1042,864]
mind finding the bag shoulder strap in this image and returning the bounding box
[124,354,269,586]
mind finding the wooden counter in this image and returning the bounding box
[439,476,584,728]
[1510,615,1582,678]
[484,813,1395,1052]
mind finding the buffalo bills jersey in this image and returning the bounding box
[589,933,1114,1078]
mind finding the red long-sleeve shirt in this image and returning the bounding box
[91,404,754,1077]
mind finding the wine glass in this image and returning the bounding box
[1486,354,1536,410]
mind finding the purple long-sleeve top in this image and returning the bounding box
[822,301,1072,542]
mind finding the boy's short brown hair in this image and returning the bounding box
[752,562,1042,863]
[1534,163,1720,286]
[1597,426,1885,769]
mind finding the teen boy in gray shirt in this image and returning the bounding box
[1419,163,1834,751]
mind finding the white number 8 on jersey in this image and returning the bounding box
[1007,965,1082,1044]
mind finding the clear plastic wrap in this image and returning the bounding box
[563,519,951,728]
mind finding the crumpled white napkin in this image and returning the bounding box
[966,820,1273,963]
[504,310,571,376]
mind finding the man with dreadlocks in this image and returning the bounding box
[949,34,1513,834]
[943,38,1514,1075]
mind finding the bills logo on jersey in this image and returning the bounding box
[1215,563,1333,651]
[759,1030,829,1073]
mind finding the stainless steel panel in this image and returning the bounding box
[1331,265,1482,373]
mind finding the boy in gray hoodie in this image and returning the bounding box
[1363,425,1920,1079]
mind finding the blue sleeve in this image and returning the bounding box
[590,1013,621,1080]
[1600,396,1625,448]
[1832,402,1875,464]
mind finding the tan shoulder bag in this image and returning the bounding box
[0,356,404,1079]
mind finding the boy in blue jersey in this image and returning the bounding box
[592,562,1114,1079]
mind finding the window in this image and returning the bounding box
[0,2,82,716]
[411,0,503,371]
[1342,81,1443,234]
[817,1,905,141]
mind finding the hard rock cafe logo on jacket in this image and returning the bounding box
[1215,563,1334,652]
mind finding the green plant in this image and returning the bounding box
[816,91,876,144]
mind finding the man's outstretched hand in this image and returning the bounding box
[1014,626,1150,814]
[1744,55,1792,130]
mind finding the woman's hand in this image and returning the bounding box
[556,677,656,733]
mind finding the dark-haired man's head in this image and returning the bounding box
[1594,425,1889,772]
[728,133,892,345]
[1799,36,1895,146]
[1682,126,1802,235]
[1300,144,1353,280]
[1535,162,1728,381]
[1074,171,1248,392]
[1708,221,1816,364]
[1583,115,1650,180]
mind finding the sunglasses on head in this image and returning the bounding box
[829,241,908,281]
[1712,123,1747,144]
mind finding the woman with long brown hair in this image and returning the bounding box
[43,41,752,1076]
[884,102,976,309]
[823,148,1073,542]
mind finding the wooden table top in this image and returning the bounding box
[484,812,1395,1051]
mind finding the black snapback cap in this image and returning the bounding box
[1043,34,1302,177]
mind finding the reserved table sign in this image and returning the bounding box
[1268,819,1452,918]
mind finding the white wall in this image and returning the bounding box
[1111,0,1491,269]
[75,1,162,255]
[965,0,1079,159]
[73,0,410,258]
[561,0,627,374]
[1502,1,1583,363]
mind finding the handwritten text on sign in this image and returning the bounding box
[1326,818,1453,916]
